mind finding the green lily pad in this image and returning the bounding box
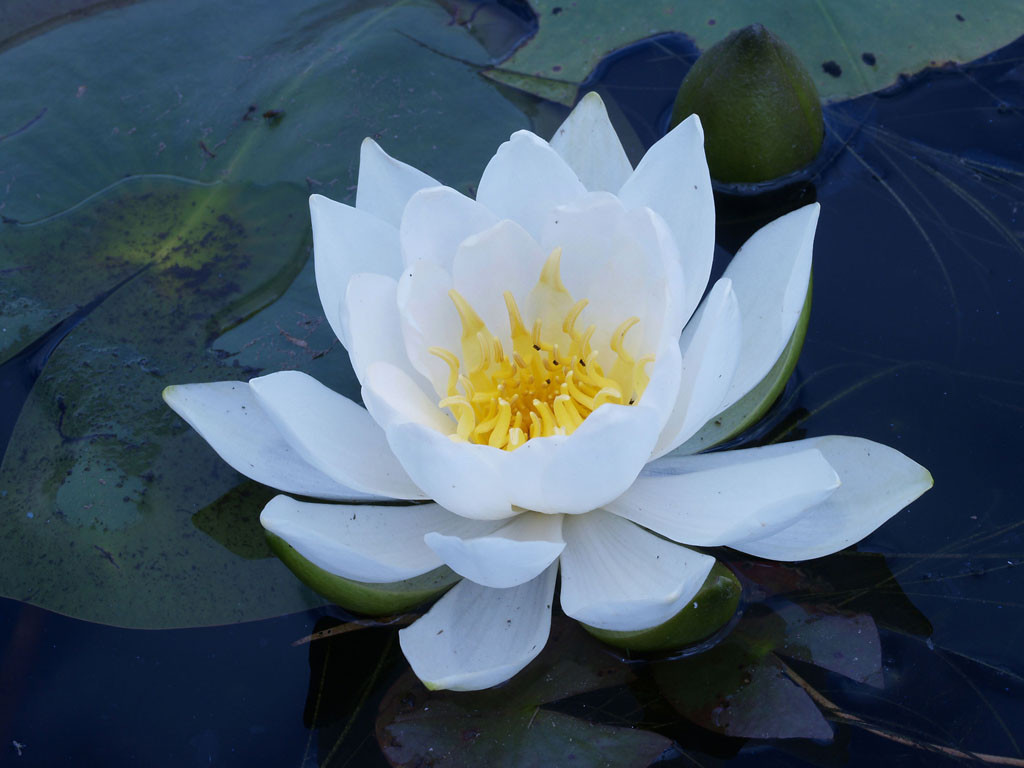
[486,1,1024,106]
[654,597,883,739]
[266,531,461,616]
[0,0,530,628]
[375,619,671,768]
[677,277,812,454]
[583,562,741,652]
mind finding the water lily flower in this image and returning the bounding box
[164,93,932,692]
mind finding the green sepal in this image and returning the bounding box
[677,275,812,455]
[672,24,824,184]
[582,563,741,652]
[266,531,460,616]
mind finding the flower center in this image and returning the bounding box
[430,248,654,451]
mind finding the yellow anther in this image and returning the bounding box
[488,399,513,448]
[633,355,655,401]
[611,317,640,364]
[439,395,476,441]
[562,299,589,338]
[430,254,654,450]
[528,411,542,440]
[533,399,557,436]
[531,320,553,353]
[538,247,567,292]
[429,346,461,397]
[594,386,623,408]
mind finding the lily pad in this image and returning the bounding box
[0,0,529,628]
[485,1,1024,106]
[654,599,882,740]
[376,619,671,768]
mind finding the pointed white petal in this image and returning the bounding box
[249,371,426,500]
[400,186,499,270]
[476,130,587,240]
[560,511,715,631]
[344,273,427,392]
[549,92,633,193]
[384,422,513,520]
[727,436,933,560]
[607,447,840,546]
[399,563,557,691]
[495,403,663,515]
[652,278,742,458]
[355,138,439,226]
[362,361,455,435]
[719,203,819,410]
[539,193,670,362]
[452,219,547,346]
[618,114,714,323]
[424,512,564,589]
[396,259,460,397]
[163,382,377,501]
[260,496,501,583]
[310,193,401,346]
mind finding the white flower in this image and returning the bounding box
[164,93,932,692]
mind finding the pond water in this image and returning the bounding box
[1,4,1022,766]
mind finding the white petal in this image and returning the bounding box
[719,203,819,410]
[728,436,933,561]
[399,563,557,691]
[362,361,455,435]
[355,138,439,227]
[652,278,742,458]
[607,447,840,546]
[400,186,499,270]
[539,194,670,361]
[452,219,548,346]
[559,511,715,631]
[344,273,427,391]
[618,114,714,323]
[260,496,501,583]
[384,422,513,520]
[495,403,663,515]
[396,259,460,397]
[549,92,633,193]
[249,371,426,500]
[476,130,587,240]
[163,382,377,501]
[424,512,565,589]
[310,193,401,346]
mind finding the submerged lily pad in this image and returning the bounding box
[376,619,671,768]
[486,1,1024,106]
[654,599,882,740]
[0,0,529,628]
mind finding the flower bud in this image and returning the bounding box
[671,24,824,184]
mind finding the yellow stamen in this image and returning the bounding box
[429,251,655,450]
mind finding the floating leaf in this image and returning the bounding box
[654,595,883,740]
[486,1,1024,105]
[0,0,532,628]
[376,619,671,768]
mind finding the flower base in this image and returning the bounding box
[582,562,741,653]
[266,532,461,615]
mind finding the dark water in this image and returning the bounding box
[1,20,1022,768]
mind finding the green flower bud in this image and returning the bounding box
[672,24,824,184]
